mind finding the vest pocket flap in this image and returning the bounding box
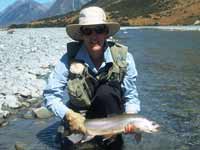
[67,78,91,106]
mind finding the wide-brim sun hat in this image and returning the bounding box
[66,6,120,41]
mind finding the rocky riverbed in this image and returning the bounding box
[0,28,72,122]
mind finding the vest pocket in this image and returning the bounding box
[67,78,91,107]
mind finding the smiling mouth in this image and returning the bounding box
[90,40,99,44]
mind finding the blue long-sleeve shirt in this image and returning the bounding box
[43,42,140,119]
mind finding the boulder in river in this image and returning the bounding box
[33,106,53,119]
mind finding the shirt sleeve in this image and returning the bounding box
[121,52,141,114]
[43,53,71,119]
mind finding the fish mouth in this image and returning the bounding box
[148,122,160,133]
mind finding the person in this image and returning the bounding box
[43,6,140,150]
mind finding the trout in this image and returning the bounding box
[67,114,160,143]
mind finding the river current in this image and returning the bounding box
[0,27,200,150]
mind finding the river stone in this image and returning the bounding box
[4,95,22,109]
[0,118,6,127]
[57,125,65,134]
[0,110,10,119]
[7,29,15,34]
[26,98,40,105]
[15,141,27,150]
[33,106,53,119]
[194,20,200,25]
[21,102,31,108]
[23,110,34,119]
[0,120,8,127]
[18,89,32,99]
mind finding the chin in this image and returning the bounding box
[90,45,103,51]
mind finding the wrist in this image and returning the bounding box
[65,109,74,120]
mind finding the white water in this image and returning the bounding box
[121,25,200,31]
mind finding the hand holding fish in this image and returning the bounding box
[66,109,87,134]
[66,114,160,144]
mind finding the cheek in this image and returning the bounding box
[98,34,107,43]
[83,38,90,46]
[99,34,107,40]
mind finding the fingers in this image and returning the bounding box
[66,110,86,134]
[69,118,86,131]
[79,124,87,133]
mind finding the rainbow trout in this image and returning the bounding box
[67,114,160,143]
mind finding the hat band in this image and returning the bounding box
[79,17,107,25]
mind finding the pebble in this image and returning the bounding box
[33,106,53,119]
[0,118,8,127]
[0,28,72,114]
[23,110,34,119]
[15,141,27,150]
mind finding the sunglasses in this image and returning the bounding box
[80,25,108,36]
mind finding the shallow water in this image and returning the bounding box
[0,28,200,150]
[117,28,200,150]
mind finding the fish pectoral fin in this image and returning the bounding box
[134,133,142,144]
[67,134,95,144]
[67,133,84,144]
[102,134,117,141]
[80,135,95,143]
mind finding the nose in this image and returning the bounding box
[90,30,98,36]
[89,31,98,40]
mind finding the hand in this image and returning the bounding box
[124,123,136,133]
[66,109,87,134]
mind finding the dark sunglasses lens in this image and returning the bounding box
[95,25,106,34]
[82,28,92,35]
[81,25,107,35]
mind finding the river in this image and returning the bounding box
[0,27,200,150]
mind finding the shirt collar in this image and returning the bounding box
[104,42,114,63]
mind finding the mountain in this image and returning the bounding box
[0,0,92,27]
[45,0,92,17]
[83,0,200,25]
[0,0,48,27]
[43,0,56,9]
[9,0,200,28]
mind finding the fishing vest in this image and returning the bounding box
[67,41,128,108]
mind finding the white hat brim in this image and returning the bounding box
[66,22,120,41]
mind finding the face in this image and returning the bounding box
[80,25,108,53]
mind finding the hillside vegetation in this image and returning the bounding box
[9,0,200,28]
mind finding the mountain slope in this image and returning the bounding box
[9,0,200,27]
[45,0,92,17]
[46,0,74,17]
[0,0,48,27]
[85,0,200,25]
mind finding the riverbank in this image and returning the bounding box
[0,28,71,120]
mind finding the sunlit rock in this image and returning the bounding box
[33,106,53,119]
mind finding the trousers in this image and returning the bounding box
[60,81,124,150]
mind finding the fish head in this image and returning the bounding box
[133,118,160,133]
